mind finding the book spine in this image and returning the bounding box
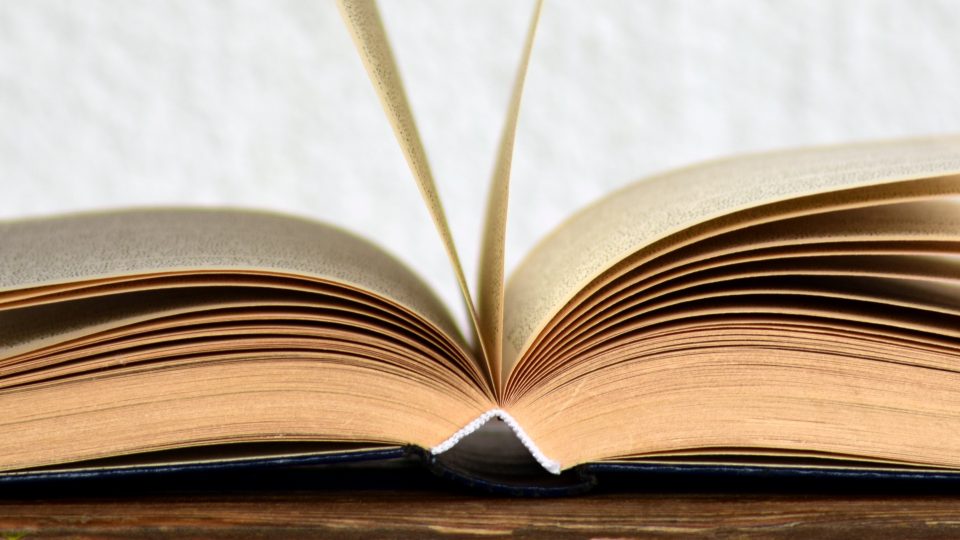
[430,408,561,475]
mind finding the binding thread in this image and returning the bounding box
[430,408,561,475]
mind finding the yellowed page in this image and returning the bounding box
[478,0,543,389]
[505,135,960,368]
[511,346,960,470]
[0,357,491,471]
[514,201,960,375]
[0,286,457,370]
[0,208,464,349]
[336,0,487,367]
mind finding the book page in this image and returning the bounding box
[0,208,465,350]
[478,0,542,389]
[504,135,960,368]
[336,0,487,368]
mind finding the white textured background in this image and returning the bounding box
[2,0,959,328]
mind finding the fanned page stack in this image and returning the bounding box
[3,0,960,492]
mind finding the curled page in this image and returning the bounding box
[478,0,543,389]
[505,135,960,372]
[336,0,489,375]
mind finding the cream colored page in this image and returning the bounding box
[672,199,960,261]
[0,208,463,346]
[336,0,486,361]
[0,288,257,357]
[505,135,960,365]
[478,0,543,388]
[1,287,356,360]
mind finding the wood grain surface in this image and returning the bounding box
[3,491,960,538]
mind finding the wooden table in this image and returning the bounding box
[1,466,959,538]
[6,492,960,538]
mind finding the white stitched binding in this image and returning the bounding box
[430,408,561,475]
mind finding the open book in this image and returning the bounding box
[3,0,960,492]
